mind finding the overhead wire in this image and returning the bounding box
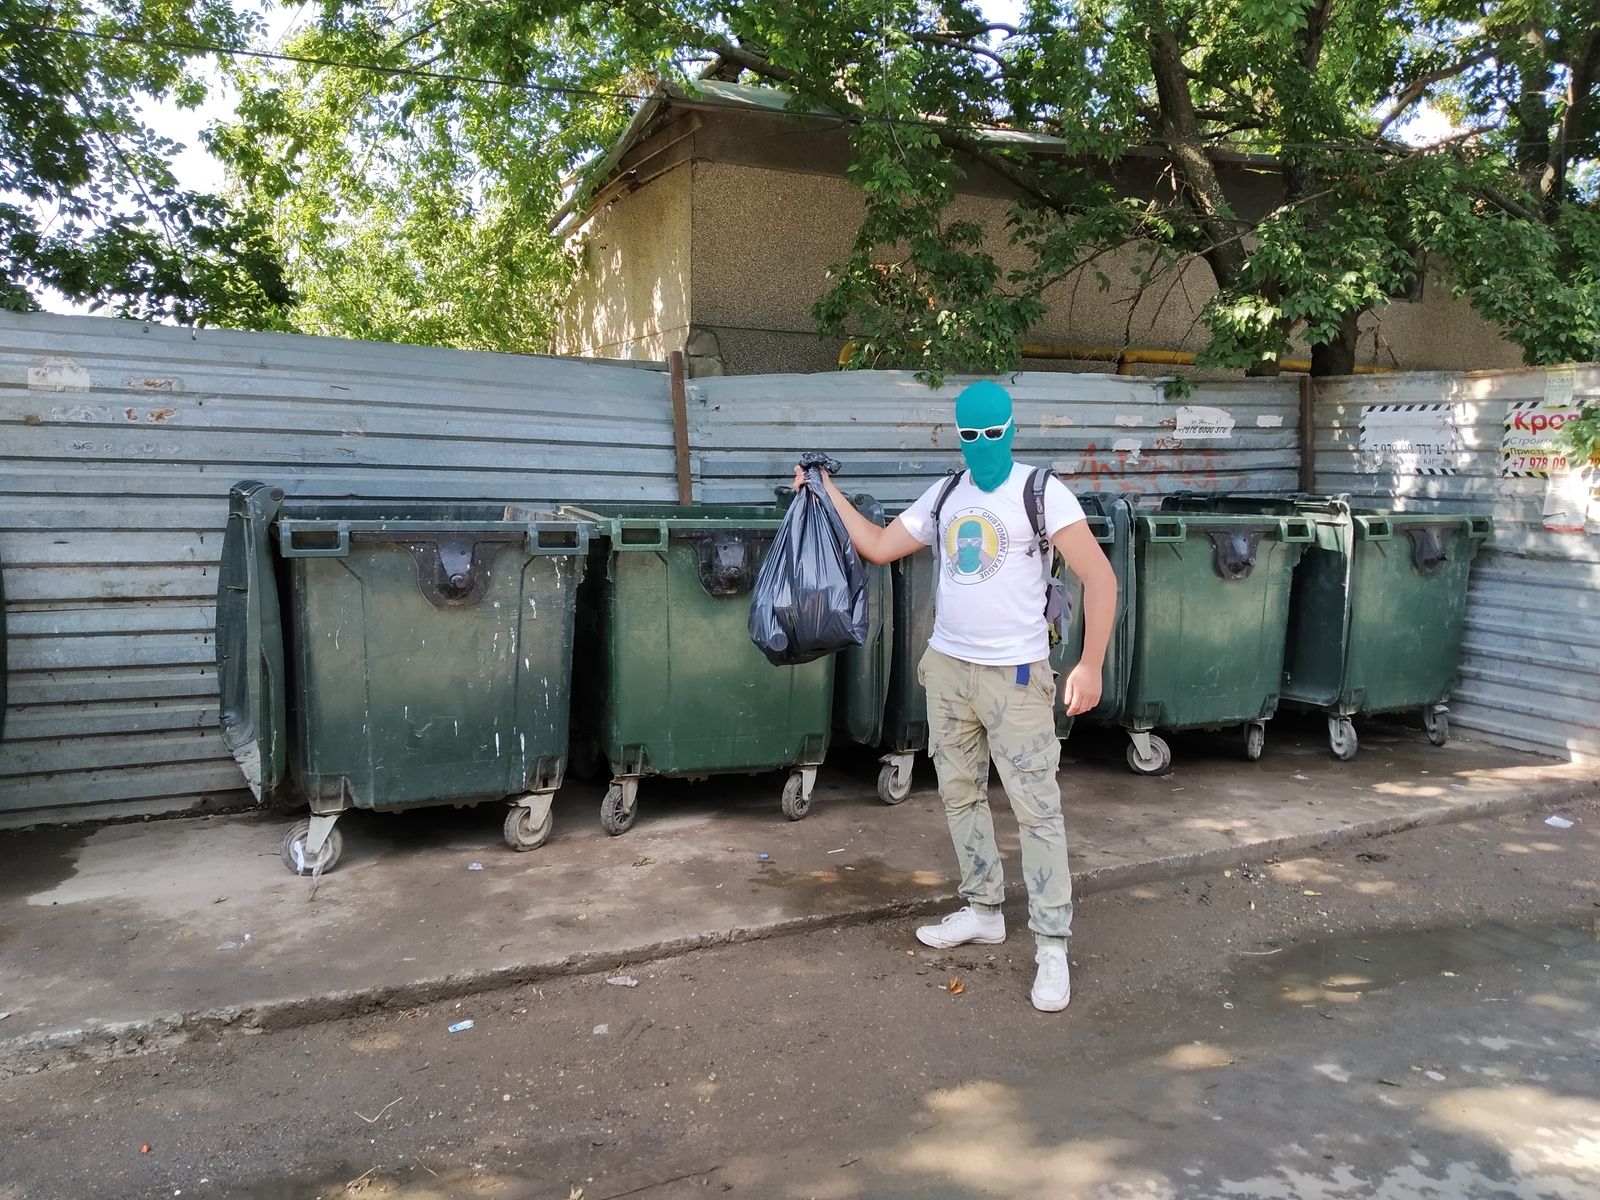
[9,19,1544,158]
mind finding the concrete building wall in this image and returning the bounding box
[557,106,1529,377]
[681,158,1526,376]
[555,163,692,362]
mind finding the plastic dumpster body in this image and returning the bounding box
[561,502,849,834]
[833,493,894,764]
[875,493,1131,800]
[217,482,590,873]
[1161,494,1491,759]
[1118,504,1314,773]
[1052,493,1137,733]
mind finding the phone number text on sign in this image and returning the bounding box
[1501,401,1585,477]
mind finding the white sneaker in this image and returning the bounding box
[1032,944,1071,1012]
[915,906,1006,949]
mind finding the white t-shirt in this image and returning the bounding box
[899,463,1085,666]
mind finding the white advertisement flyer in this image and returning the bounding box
[1358,404,1463,475]
[1173,405,1236,439]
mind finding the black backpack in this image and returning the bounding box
[928,467,1070,645]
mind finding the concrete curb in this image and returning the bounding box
[4,774,1593,1073]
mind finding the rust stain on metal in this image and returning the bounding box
[124,407,138,421]
[148,408,177,423]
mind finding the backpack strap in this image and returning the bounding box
[1023,466,1050,554]
[928,470,965,539]
[1024,467,1072,645]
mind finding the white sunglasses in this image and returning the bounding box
[957,417,1013,442]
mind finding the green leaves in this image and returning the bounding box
[35,0,1588,371]
[0,0,291,326]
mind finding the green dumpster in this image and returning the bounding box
[833,492,894,755]
[1294,506,1491,756]
[560,502,852,834]
[1164,493,1491,758]
[1053,493,1137,733]
[217,482,591,874]
[874,492,1132,801]
[872,545,934,804]
[1118,503,1315,773]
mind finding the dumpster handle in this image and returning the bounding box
[1085,516,1113,545]
[1141,516,1187,542]
[611,521,671,552]
[1278,519,1315,543]
[523,524,591,556]
[279,522,351,557]
[1464,515,1493,540]
[1353,516,1392,540]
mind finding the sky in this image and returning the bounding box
[136,0,310,196]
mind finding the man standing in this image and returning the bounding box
[799,380,1117,1011]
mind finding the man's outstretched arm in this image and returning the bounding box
[793,465,927,565]
[1054,521,1118,716]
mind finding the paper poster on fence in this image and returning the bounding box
[1501,400,1585,476]
[1358,404,1463,475]
[1174,405,1235,438]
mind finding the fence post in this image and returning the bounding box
[669,350,693,505]
[1299,374,1316,494]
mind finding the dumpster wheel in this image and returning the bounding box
[1125,733,1172,776]
[504,795,555,851]
[601,779,639,836]
[1244,721,1266,761]
[782,767,817,821]
[1327,716,1359,761]
[1423,706,1449,746]
[877,754,915,805]
[281,817,343,876]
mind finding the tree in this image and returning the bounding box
[214,0,1600,372]
[211,3,665,352]
[0,0,292,326]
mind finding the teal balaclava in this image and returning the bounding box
[954,380,1015,491]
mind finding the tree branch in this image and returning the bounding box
[1127,0,1249,288]
[1376,49,1492,137]
[1475,181,1540,223]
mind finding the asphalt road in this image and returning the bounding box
[2,803,1596,1200]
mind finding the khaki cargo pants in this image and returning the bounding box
[918,647,1073,944]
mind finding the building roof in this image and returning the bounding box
[560,78,1281,237]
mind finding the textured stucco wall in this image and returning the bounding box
[685,159,1525,374]
[555,164,692,361]
[560,135,1527,375]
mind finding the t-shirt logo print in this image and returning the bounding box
[943,508,1008,584]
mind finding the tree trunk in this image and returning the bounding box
[1310,310,1360,376]
[1541,12,1600,219]
[1132,0,1249,290]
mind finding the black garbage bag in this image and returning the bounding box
[748,451,870,666]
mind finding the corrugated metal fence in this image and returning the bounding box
[0,314,678,827]
[7,311,1593,825]
[1,314,1301,827]
[689,371,1301,505]
[1314,368,1599,762]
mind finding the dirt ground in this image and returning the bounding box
[1,801,1596,1200]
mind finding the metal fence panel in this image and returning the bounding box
[688,371,1301,505]
[0,313,676,827]
[1314,367,1599,762]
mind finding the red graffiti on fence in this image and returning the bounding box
[1056,441,1246,495]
